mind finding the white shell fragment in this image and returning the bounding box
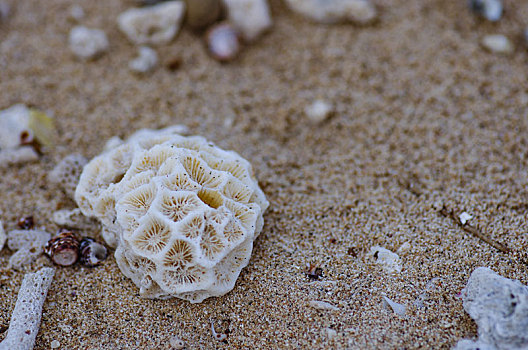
[469,0,502,22]
[0,104,31,149]
[308,300,339,311]
[0,220,5,251]
[69,26,109,60]
[75,126,269,303]
[117,1,185,45]
[285,0,377,25]
[48,154,88,199]
[129,46,159,73]
[304,99,333,123]
[453,267,528,350]
[221,0,272,42]
[459,212,473,225]
[481,34,514,55]
[382,295,407,316]
[7,229,51,270]
[369,246,402,274]
[0,267,55,350]
[52,208,93,229]
[0,147,39,168]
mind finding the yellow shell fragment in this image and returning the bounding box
[28,109,57,148]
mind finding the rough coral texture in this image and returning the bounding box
[454,267,528,350]
[75,127,268,303]
[48,154,88,199]
[0,267,55,350]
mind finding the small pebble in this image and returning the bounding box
[369,246,402,274]
[0,1,10,22]
[308,300,339,311]
[169,336,186,349]
[129,46,159,73]
[69,26,109,60]
[222,0,272,42]
[50,340,60,349]
[0,220,5,252]
[304,99,333,123]
[459,212,472,225]
[469,0,502,22]
[68,4,85,21]
[117,1,185,45]
[206,22,240,62]
[325,328,337,340]
[481,34,514,54]
[185,0,221,28]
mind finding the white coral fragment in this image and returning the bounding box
[459,212,473,225]
[285,0,377,25]
[69,26,109,60]
[221,0,272,42]
[117,1,185,45]
[453,267,528,350]
[48,154,88,199]
[369,246,402,274]
[7,229,51,270]
[75,126,269,303]
[0,267,55,350]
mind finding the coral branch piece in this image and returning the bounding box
[0,267,55,350]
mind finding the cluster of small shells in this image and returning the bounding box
[44,230,107,267]
[75,127,269,303]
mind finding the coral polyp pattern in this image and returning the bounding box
[75,127,269,303]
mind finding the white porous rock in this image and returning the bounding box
[453,267,528,350]
[369,246,402,274]
[481,34,514,55]
[0,220,5,251]
[117,1,185,45]
[69,26,109,60]
[129,46,158,73]
[48,154,88,199]
[285,0,377,25]
[221,0,272,42]
[75,126,269,303]
[0,267,55,350]
[7,229,51,270]
[52,208,93,229]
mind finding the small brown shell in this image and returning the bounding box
[79,237,108,267]
[17,215,34,229]
[44,230,80,266]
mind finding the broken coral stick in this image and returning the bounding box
[0,267,55,350]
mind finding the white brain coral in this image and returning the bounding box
[75,127,269,303]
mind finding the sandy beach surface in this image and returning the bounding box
[1,0,528,348]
